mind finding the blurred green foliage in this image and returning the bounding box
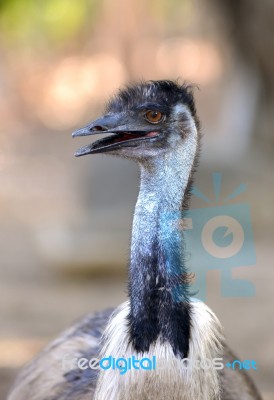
[0,0,100,49]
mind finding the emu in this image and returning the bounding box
[8,80,261,400]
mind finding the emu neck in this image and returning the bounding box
[128,142,196,357]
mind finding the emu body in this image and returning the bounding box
[8,80,261,400]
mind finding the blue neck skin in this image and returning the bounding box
[128,134,197,357]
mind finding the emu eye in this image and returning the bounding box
[144,110,164,124]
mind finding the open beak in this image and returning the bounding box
[72,113,160,156]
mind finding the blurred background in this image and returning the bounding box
[0,0,273,398]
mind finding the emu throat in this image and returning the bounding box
[128,138,197,357]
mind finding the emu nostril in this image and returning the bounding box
[91,125,106,131]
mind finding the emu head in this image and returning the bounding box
[73,80,200,162]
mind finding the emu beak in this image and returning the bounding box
[72,114,124,156]
[72,114,122,138]
[72,114,160,156]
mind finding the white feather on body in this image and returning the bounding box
[94,300,224,400]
